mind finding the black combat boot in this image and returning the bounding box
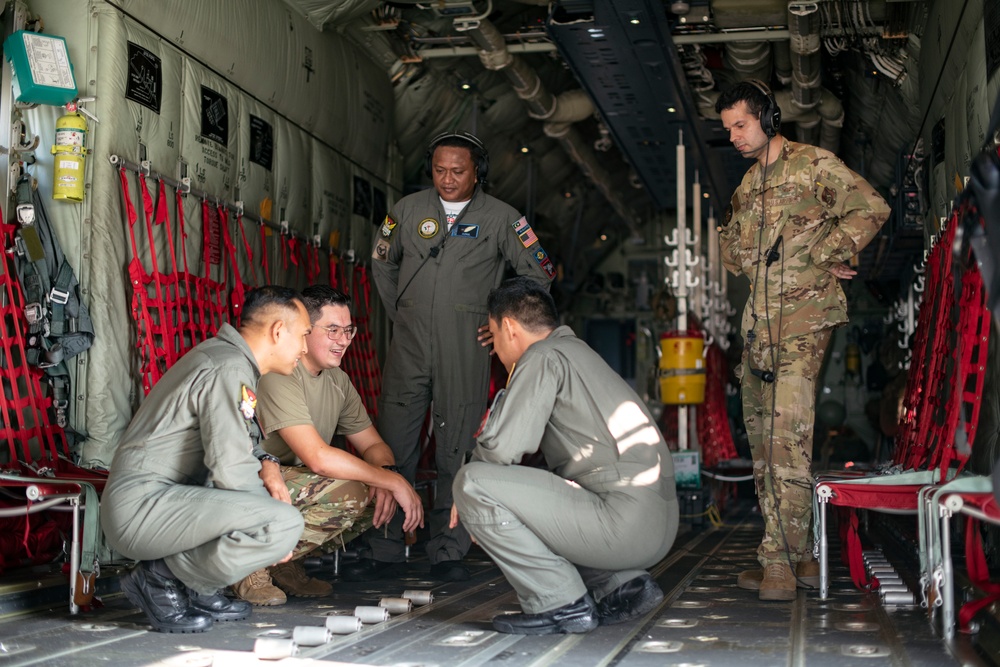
[595,573,664,625]
[119,560,213,633]
[187,588,252,622]
[492,594,598,635]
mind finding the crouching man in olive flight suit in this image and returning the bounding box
[101,286,311,633]
[451,277,679,635]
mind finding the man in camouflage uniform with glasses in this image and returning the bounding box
[233,285,424,606]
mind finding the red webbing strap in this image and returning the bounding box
[153,178,187,359]
[329,253,338,288]
[697,342,738,467]
[958,513,1000,631]
[897,222,956,469]
[218,206,245,326]
[0,221,65,463]
[237,215,259,286]
[199,201,226,336]
[281,232,289,271]
[844,509,878,591]
[305,243,320,284]
[138,176,176,370]
[935,254,990,477]
[287,236,302,282]
[119,168,160,393]
[259,223,271,284]
[175,189,199,347]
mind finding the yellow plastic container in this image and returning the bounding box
[659,333,706,405]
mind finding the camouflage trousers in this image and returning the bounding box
[740,328,832,568]
[282,466,375,560]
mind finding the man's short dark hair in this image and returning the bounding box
[487,277,558,332]
[714,80,768,117]
[241,285,303,328]
[301,284,352,323]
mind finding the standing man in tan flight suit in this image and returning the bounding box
[361,132,555,582]
[716,80,889,600]
[451,277,678,635]
[101,286,311,633]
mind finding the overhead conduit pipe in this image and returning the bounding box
[788,1,821,110]
[457,17,635,223]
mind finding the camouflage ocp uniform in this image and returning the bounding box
[720,138,890,567]
[257,363,377,560]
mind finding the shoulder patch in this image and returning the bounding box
[819,183,837,208]
[379,214,397,238]
[373,237,390,261]
[240,385,257,420]
[532,246,556,278]
[512,216,538,248]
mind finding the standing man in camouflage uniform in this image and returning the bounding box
[716,80,889,600]
[234,285,424,605]
[101,286,311,633]
[364,132,554,582]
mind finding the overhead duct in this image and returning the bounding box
[725,40,772,82]
[772,40,792,86]
[457,17,634,222]
[788,1,821,110]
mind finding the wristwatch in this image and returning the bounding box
[258,453,281,466]
[382,465,401,473]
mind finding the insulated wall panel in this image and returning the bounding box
[106,0,392,176]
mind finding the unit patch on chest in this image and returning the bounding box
[419,218,440,239]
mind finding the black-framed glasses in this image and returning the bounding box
[317,324,358,340]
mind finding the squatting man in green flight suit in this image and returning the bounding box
[716,80,889,601]
[233,284,425,605]
[450,278,679,635]
[101,286,312,633]
[362,132,554,583]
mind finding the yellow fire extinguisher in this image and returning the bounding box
[51,105,88,202]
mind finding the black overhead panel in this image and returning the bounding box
[547,0,732,214]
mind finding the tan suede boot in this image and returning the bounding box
[737,560,819,590]
[759,562,796,601]
[269,561,332,598]
[232,568,286,606]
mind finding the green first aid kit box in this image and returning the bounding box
[3,30,77,106]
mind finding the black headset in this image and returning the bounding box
[744,79,781,138]
[425,131,490,185]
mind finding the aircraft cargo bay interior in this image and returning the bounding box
[1,1,999,666]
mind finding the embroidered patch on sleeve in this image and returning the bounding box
[240,385,257,420]
[512,216,539,247]
[380,214,397,238]
[373,237,391,261]
[532,247,556,278]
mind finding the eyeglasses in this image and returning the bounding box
[317,324,358,340]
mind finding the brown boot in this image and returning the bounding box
[759,563,796,601]
[738,560,819,591]
[269,561,332,598]
[232,568,286,606]
[796,558,819,588]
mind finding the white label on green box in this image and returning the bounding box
[672,451,701,489]
[23,33,74,89]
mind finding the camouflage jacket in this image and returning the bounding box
[720,138,890,340]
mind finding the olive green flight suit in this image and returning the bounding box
[720,138,890,568]
[370,186,553,564]
[101,324,303,594]
[453,326,678,613]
